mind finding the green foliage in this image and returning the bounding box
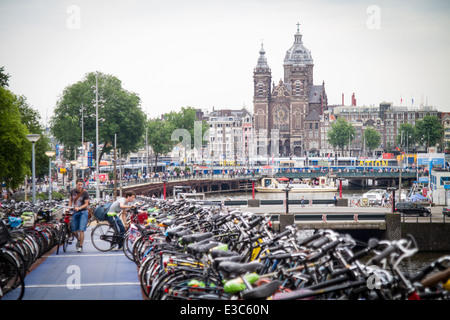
[414,115,443,148]
[147,118,175,171]
[396,123,416,150]
[363,127,381,155]
[327,117,356,151]
[164,106,209,148]
[16,95,51,178]
[0,86,31,190]
[50,71,145,162]
[0,66,10,88]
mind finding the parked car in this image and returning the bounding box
[394,202,431,217]
[442,207,450,217]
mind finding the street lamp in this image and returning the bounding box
[26,134,41,204]
[284,185,291,214]
[45,151,56,201]
[162,178,168,199]
[92,72,105,200]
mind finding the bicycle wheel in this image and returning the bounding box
[0,255,25,300]
[123,232,134,261]
[56,223,69,254]
[91,223,116,252]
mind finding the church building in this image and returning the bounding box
[253,24,328,157]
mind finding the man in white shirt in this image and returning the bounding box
[107,191,136,249]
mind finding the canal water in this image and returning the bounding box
[205,185,450,275]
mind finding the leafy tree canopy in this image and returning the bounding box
[50,72,145,162]
[414,115,443,148]
[363,127,381,155]
[327,117,356,151]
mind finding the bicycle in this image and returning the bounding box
[90,211,124,252]
[0,220,25,300]
[56,210,74,255]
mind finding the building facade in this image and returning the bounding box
[253,25,327,158]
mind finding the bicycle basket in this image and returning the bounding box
[0,220,12,247]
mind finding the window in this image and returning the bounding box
[295,81,301,95]
[258,83,264,96]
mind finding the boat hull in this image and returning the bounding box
[255,187,337,193]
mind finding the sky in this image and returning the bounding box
[1,0,449,126]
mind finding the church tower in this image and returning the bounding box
[253,43,272,155]
[252,24,327,158]
[282,23,314,156]
[283,22,314,97]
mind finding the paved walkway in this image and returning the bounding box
[23,226,143,300]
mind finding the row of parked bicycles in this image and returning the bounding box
[2,195,450,300]
[121,198,450,300]
[0,198,113,300]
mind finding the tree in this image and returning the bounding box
[164,107,209,148]
[414,115,444,149]
[363,127,381,156]
[0,86,31,190]
[0,66,10,88]
[396,123,416,151]
[16,96,51,178]
[327,117,356,155]
[50,72,146,163]
[147,119,175,172]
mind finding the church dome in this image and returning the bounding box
[284,28,313,66]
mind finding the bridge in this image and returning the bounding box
[103,170,423,198]
[273,170,420,187]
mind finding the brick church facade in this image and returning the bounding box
[253,24,327,157]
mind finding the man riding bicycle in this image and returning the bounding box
[107,191,136,250]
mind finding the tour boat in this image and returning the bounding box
[255,177,337,193]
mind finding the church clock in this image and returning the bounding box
[275,107,288,122]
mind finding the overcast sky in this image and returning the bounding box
[1,0,449,126]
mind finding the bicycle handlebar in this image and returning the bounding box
[370,244,397,265]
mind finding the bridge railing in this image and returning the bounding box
[275,170,420,179]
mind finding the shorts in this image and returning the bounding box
[71,209,88,232]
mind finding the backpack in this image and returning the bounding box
[94,202,113,221]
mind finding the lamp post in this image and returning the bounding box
[284,185,291,214]
[26,134,41,204]
[162,178,168,199]
[45,151,56,201]
[95,73,100,200]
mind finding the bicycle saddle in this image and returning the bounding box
[211,249,239,259]
[213,255,243,269]
[218,261,263,277]
[187,240,221,255]
[181,232,214,245]
[241,280,283,300]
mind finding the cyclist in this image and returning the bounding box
[107,191,136,250]
[68,178,90,253]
